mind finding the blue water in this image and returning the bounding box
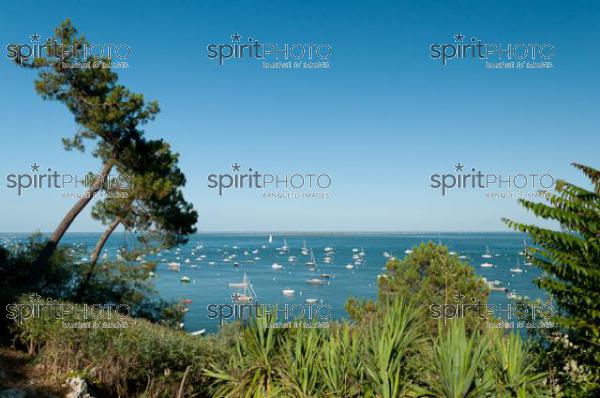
[1,232,545,332]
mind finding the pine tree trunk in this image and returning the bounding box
[77,217,121,301]
[90,218,121,266]
[29,161,114,283]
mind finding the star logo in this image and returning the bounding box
[454,33,465,43]
[232,163,241,172]
[454,292,465,303]
[30,33,41,42]
[31,163,40,172]
[231,33,241,42]
[454,163,464,172]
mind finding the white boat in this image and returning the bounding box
[168,262,181,271]
[352,248,359,253]
[181,276,190,283]
[268,234,273,244]
[306,278,327,285]
[228,282,248,289]
[272,263,283,270]
[481,246,492,258]
[510,259,524,273]
[305,249,317,268]
[480,262,494,268]
[458,255,467,260]
[383,251,391,258]
[301,241,309,256]
[324,246,334,252]
[228,273,257,303]
[507,291,522,300]
[190,329,206,336]
[305,298,318,304]
[281,239,289,252]
[208,261,216,265]
[346,264,354,270]
[288,256,297,263]
[404,249,413,255]
[282,289,295,296]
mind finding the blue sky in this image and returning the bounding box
[1,0,599,232]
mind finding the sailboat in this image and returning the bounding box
[228,273,257,303]
[268,234,273,244]
[282,239,289,252]
[481,246,492,259]
[301,241,309,256]
[510,258,524,273]
[305,249,317,268]
[272,262,283,270]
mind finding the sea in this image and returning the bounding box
[1,232,546,333]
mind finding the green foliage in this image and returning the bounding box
[92,139,198,249]
[319,324,364,397]
[15,298,234,397]
[503,163,600,396]
[416,320,495,398]
[16,19,159,166]
[204,309,285,397]
[348,242,489,333]
[363,298,423,398]
[490,331,549,397]
[0,237,181,339]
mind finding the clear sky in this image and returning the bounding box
[1,0,598,232]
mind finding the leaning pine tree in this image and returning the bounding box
[503,162,600,395]
[14,19,159,280]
